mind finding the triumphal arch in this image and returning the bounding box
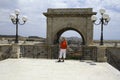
[43,8,97,59]
[44,8,96,45]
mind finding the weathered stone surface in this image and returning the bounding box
[97,46,107,62]
[0,59,120,80]
[20,44,48,58]
[43,8,96,58]
[44,8,96,46]
[0,45,12,60]
[0,43,48,60]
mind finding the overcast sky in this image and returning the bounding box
[0,0,120,40]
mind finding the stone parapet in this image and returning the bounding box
[0,43,48,60]
[96,46,107,62]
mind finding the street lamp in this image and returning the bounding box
[10,9,27,43]
[91,9,110,45]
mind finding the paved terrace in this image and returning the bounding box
[0,58,120,80]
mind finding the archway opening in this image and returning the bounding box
[53,28,85,59]
[61,30,83,46]
[61,30,83,59]
[54,27,85,45]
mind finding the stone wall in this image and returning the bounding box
[93,40,120,47]
[0,43,48,60]
[0,42,120,67]
[20,44,48,58]
[0,45,12,60]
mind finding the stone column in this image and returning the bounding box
[97,46,107,62]
[47,45,52,59]
[11,43,20,58]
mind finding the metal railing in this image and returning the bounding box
[106,48,120,71]
[82,46,97,61]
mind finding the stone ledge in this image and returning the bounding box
[43,8,96,17]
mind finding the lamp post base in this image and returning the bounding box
[12,43,20,58]
[97,46,107,62]
[100,43,103,45]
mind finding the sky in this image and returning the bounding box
[0,0,120,40]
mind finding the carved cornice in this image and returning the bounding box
[43,12,96,17]
[43,8,96,17]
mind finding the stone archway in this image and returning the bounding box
[43,8,96,58]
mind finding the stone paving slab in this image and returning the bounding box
[0,58,120,80]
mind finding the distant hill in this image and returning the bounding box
[0,35,21,37]
[65,37,82,44]
[66,37,82,41]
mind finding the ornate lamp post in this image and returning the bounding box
[91,9,110,45]
[10,9,27,43]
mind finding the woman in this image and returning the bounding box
[58,37,67,62]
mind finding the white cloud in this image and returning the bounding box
[0,0,120,40]
[103,0,120,9]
